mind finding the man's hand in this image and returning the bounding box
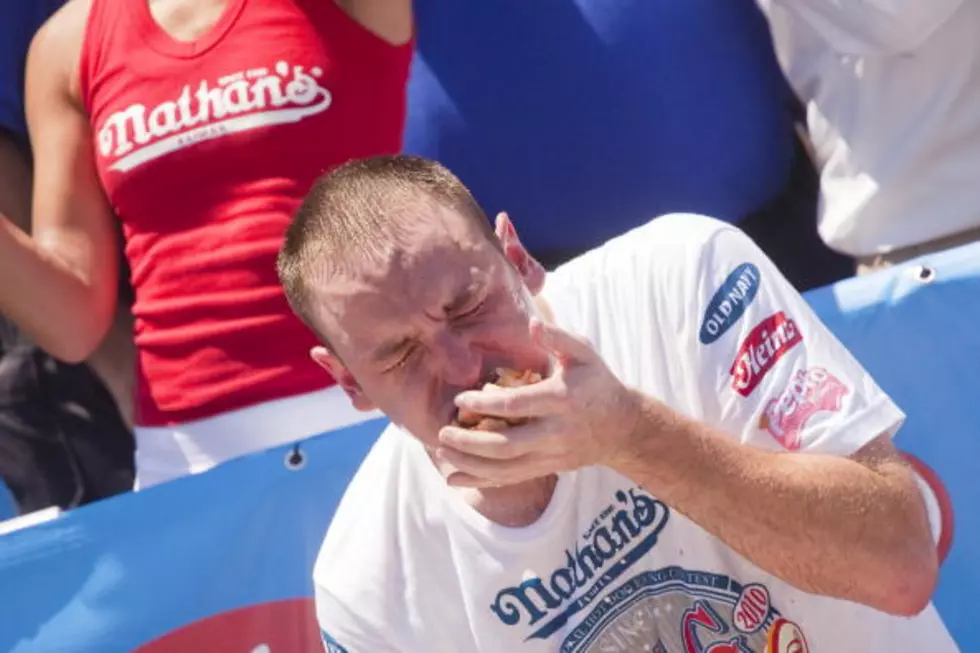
[437,319,646,487]
[439,320,936,615]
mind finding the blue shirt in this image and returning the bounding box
[405,0,797,256]
[0,0,65,139]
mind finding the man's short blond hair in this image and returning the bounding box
[277,155,496,339]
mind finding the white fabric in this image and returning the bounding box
[312,215,956,652]
[758,0,980,257]
[134,385,381,489]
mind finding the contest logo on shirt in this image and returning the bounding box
[489,487,809,653]
[556,568,809,653]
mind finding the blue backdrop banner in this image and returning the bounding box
[0,243,976,652]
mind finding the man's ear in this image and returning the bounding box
[311,346,376,412]
[494,212,546,294]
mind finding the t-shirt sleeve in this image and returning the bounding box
[684,223,905,456]
[314,584,402,653]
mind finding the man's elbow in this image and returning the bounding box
[874,536,939,616]
[849,441,942,615]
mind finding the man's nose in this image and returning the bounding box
[431,331,483,388]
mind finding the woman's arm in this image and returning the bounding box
[0,2,119,363]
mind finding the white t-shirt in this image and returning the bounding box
[758,0,980,257]
[313,215,957,652]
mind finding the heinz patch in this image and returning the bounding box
[729,312,802,397]
[699,263,761,344]
[759,367,848,450]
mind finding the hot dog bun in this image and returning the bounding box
[455,368,543,429]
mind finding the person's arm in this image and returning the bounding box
[443,218,937,616]
[334,0,413,45]
[621,224,935,614]
[451,318,936,616]
[615,408,935,614]
[0,133,135,425]
[762,0,963,55]
[0,3,120,363]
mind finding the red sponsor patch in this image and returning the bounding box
[729,312,802,397]
[758,367,848,450]
[134,598,323,653]
[766,618,809,653]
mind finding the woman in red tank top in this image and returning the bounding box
[0,0,413,487]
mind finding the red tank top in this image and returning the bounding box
[79,0,412,426]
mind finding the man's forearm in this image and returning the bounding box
[611,391,936,615]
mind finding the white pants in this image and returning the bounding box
[133,386,382,489]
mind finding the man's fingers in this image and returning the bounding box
[439,422,543,460]
[531,319,595,364]
[455,381,560,419]
[437,446,551,486]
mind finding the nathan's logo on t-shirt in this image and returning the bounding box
[759,367,848,450]
[699,263,761,345]
[97,61,333,173]
[556,568,810,653]
[729,312,802,397]
[490,488,670,641]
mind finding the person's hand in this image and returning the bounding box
[436,319,645,488]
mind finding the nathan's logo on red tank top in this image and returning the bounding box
[97,61,332,172]
[729,312,802,397]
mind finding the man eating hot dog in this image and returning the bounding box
[277,155,954,653]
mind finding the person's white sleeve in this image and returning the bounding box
[314,584,402,653]
[684,222,905,457]
[762,0,964,55]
